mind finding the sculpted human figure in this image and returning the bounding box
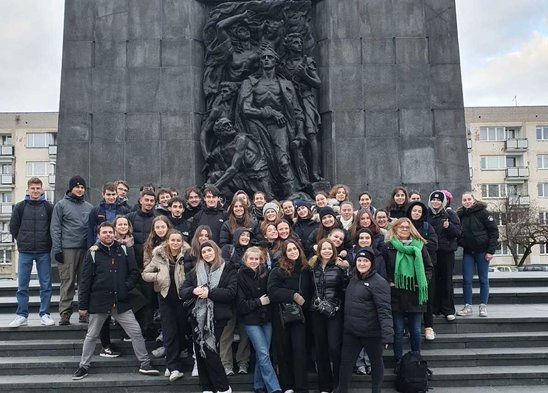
[237,46,306,197]
[280,33,323,181]
[206,115,273,200]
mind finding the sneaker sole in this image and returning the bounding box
[99,353,120,358]
[9,323,27,328]
[169,373,184,382]
[139,370,160,376]
[72,374,88,380]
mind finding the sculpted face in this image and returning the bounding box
[260,53,276,70]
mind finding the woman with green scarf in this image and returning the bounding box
[381,218,433,365]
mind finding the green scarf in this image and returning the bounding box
[391,237,428,305]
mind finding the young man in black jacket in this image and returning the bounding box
[72,222,160,380]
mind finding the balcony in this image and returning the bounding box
[505,138,528,151]
[48,145,57,156]
[48,175,56,185]
[508,195,530,206]
[0,204,12,215]
[0,145,14,157]
[0,175,14,186]
[505,166,529,182]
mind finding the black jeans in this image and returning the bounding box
[434,251,456,316]
[159,295,187,372]
[194,320,229,392]
[338,334,384,393]
[272,310,309,393]
[310,310,343,392]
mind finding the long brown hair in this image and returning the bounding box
[197,240,223,271]
[143,216,173,260]
[190,225,212,257]
[261,222,283,254]
[349,208,379,241]
[309,238,338,268]
[278,239,307,273]
[227,196,253,232]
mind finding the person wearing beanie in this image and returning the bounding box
[262,202,280,220]
[307,206,351,257]
[293,200,319,253]
[427,190,461,322]
[338,246,393,393]
[50,175,93,325]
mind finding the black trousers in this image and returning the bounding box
[135,280,155,336]
[433,251,456,316]
[272,311,309,393]
[159,295,187,372]
[423,273,435,329]
[338,334,384,393]
[194,320,229,392]
[99,316,111,347]
[310,310,343,392]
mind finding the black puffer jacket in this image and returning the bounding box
[190,207,228,245]
[427,207,461,253]
[126,209,156,269]
[10,197,53,252]
[237,265,271,325]
[406,201,439,262]
[179,261,237,322]
[79,242,139,314]
[382,241,433,313]
[309,258,347,307]
[267,262,312,310]
[344,269,393,343]
[457,202,499,254]
[168,215,191,242]
[293,217,319,252]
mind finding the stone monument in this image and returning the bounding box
[56,0,470,204]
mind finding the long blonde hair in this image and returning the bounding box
[390,217,427,243]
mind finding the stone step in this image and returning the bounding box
[452,286,548,304]
[422,331,548,349]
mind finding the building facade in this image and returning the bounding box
[0,112,57,278]
[465,106,548,265]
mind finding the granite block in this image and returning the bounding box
[127,68,161,113]
[359,0,394,38]
[91,68,127,113]
[363,64,397,110]
[89,142,126,187]
[400,109,433,137]
[332,111,365,139]
[428,36,460,64]
[401,145,436,183]
[159,68,195,114]
[324,0,360,39]
[430,64,464,108]
[317,39,362,67]
[395,38,428,64]
[62,41,93,69]
[330,66,363,110]
[396,64,430,109]
[161,40,191,67]
[126,113,161,142]
[425,0,458,37]
[363,137,401,184]
[125,141,161,186]
[161,114,194,141]
[433,109,466,137]
[160,140,199,189]
[392,0,425,36]
[434,135,470,183]
[128,0,162,40]
[63,0,94,41]
[365,110,399,137]
[334,137,366,180]
[95,41,127,68]
[91,113,126,143]
[59,69,92,113]
[362,38,395,64]
[127,40,161,68]
[58,113,91,142]
[96,0,128,17]
[95,9,128,41]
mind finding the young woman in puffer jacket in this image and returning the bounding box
[142,230,190,382]
[338,247,393,393]
[456,192,499,318]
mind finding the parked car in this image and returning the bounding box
[522,264,548,272]
[491,265,519,273]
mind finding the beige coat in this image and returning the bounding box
[141,243,190,298]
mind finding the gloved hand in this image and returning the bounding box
[55,252,64,264]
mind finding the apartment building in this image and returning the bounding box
[0,112,57,278]
[465,106,548,264]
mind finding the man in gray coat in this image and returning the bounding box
[50,176,93,325]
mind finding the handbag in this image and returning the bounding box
[311,270,339,318]
[278,274,305,327]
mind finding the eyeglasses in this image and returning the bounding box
[397,226,411,230]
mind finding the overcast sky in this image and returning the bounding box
[0,0,547,112]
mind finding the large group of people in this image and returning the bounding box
[8,176,500,393]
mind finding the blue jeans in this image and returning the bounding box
[462,252,490,304]
[244,323,281,393]
[392,311,422,361]
[16,252,52,317]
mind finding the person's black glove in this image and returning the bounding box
[55,252,64,264]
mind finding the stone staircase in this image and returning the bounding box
[0,273,547,392]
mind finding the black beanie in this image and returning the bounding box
[354,247,376,264]
[319,206,336,220]
[429,191,445,203]
[68,175,86,191]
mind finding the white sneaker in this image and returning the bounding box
[456,304,473,316]
[169,370,184,382]
[218,387,232,393]
[40,314,55,326]
[192,361,199,377]
[479,304,488,317]
[424,327,436,341]
[446,314,456,321]
[9,315,27,328]
[164,368,170,377]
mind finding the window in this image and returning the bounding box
[538,155,548,169]
[480,127,506,141]
[539,183,548,197]
[26,161,54,177]
[494,241,509,255]
[0,192,11,204]
[1,164,12,175]
[480,155,506,170]
[0,249,11,264]
[539,212,548,224]
[26,133,55,148]
[481,184,507,198]
[537,126,548,140]
[539,243,548,255]
[44,190,55,203]
[0,135,12,146]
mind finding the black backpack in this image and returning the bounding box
[395,351,433,393]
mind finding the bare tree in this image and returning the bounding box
[491,197,548,266]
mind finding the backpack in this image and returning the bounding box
[395,351,433,393]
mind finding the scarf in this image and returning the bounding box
[193,260,225,357]
[391,237,428,305]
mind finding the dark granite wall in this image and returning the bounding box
[56,0,469,205]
